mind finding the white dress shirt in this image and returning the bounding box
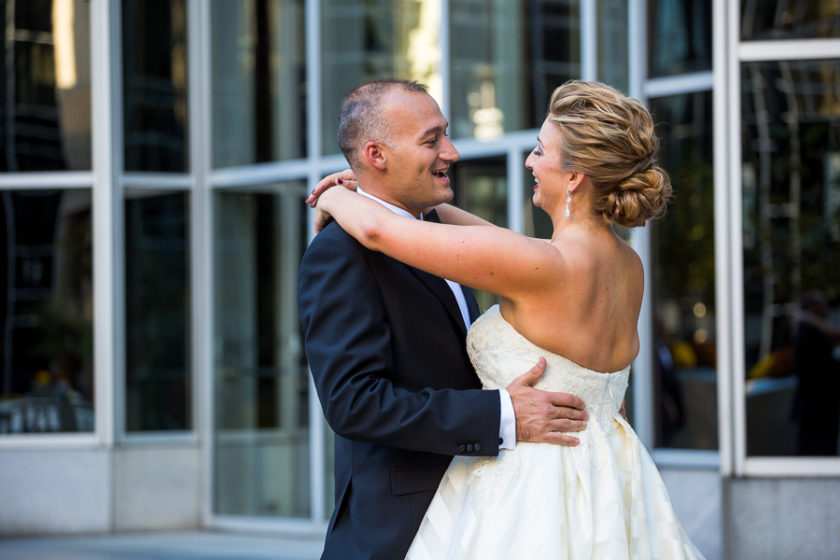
[356,187,516,450]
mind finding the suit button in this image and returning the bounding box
[466,443,475,453]
[457,444,466,453]
[474,443,482,453]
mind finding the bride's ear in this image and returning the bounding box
[363,141,388,171]
[567,170,586,193]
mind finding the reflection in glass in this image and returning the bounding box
[213,182,310,517]
[122,0,189,172]
[741,59,840,456]
[598,0,628,92]
[211,0,306,168]
[0,0,92,171]
[648,92,717,450]
[0,189,93,434]
[321,0,441,155]
[450,0,580,140]
[125,191,190,431]
[451,156,507,311]
[648,0,711,78]
[741,0,840,41]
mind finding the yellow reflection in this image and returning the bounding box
[53,0,77,89]
[407,0,442,105]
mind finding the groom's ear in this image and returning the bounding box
[363,141,388,171]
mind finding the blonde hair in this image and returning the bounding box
[547,80,672,227]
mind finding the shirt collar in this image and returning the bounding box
[357,187,426,220]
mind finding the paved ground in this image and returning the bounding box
[0,531,322,560]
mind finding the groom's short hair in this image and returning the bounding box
[337,79,428,169]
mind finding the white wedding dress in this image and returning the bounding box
[405,305,704,559]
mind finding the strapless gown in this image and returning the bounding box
[405,305,704,559]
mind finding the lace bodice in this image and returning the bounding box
[467,305,630,426]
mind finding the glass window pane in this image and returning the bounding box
[0,189,93,434]
[124,191,190,431]
[648,0,711,78]
[648,91,717,450]
[452,156,507,311]
[741,0,840,41]
[450,0,580,140]
[122,0,189,173]
[211,0,306,168]
[742,59,840,457]
[0,0,92,171]
[598,0,628,92]
[321,1,441,155]
[213,182,310,517]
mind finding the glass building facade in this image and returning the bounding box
[1,1,839,557]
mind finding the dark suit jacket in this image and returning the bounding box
[298,220,502,560]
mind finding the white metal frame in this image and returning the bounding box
[628,0,655,450]
[0,1,121,453]
[713,0,735,478]
[116,0,196,446]
[728,13,840,478]
[634,0,722,471]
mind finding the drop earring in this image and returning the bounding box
[564,191,572,218]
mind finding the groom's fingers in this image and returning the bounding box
[507,358,592,446]
[516,357,547,386]
[541,432,584,446]
[548,418,587,432]
[548,391,587,413]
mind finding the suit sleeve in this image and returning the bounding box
[298,226,501,457]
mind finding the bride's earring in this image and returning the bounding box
[564,191,572,218]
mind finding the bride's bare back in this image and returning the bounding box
[500,228,643,373]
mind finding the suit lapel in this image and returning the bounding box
[462,285,481,324]
[404,208,471,334]
[404,266,469,336]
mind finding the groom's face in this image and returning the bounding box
[378,90,460,216]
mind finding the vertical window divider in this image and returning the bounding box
[91,0,124,452]
[305,0,326,527]
[628,0,654,449]
[581,0,597,81]
[727,0,747,478]
[712,0,735,479]
[507,149,524,234]
[189,0,214,527]
[439,0,451,118]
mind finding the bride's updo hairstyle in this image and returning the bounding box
[547,81,672,227]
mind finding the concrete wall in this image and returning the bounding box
[113,444,201,531]
[0,448,111,535]
[0,443,201,536]
[723,477,840,560]
[661,467,723,560]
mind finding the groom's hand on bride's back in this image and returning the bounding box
[506,358,589,446]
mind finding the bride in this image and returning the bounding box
[310,80,704,559]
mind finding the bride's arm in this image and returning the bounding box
[317,188,562,299]
[307,169,493,227]
[426,203,493,227]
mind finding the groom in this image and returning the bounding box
[298,79,588,560]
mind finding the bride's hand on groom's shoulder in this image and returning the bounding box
[307,168,358,208]
[507,358,589,446]
[308,169,358,234]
